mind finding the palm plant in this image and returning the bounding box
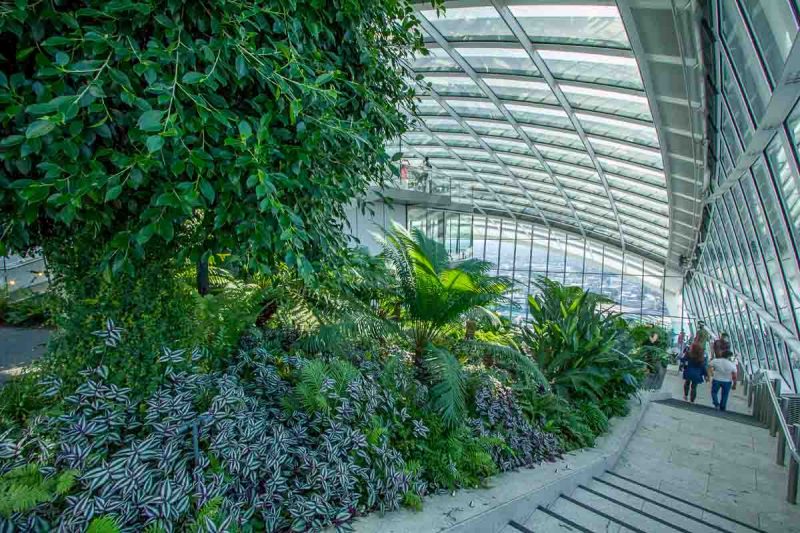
[380,224,545,427]
[521,277,632,400]
[381,223,510,361]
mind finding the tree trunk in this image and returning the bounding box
[197,258,209,296]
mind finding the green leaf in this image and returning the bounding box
[238,120,252,139]
[105,185,123,202]
[0,135,24,147]
[199,179,215,203]
[181,71,205,84]
[235,55,248,78]
[25,120,54,139]
[137,110,163,132]
[146,135,164,153]
[289,99,302,125]
[315,72,334,85]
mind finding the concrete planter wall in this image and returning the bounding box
[349,390,669,533]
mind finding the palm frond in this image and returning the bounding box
[424,346,466,428]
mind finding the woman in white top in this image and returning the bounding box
[709,350,737,411]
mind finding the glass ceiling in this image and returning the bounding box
[389,2,674,264]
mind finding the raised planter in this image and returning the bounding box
[349,390,669,533]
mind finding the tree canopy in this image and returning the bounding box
[0,0,434,279]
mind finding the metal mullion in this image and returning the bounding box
[410,119,519,221]
[416,86,555,228]
[497,219,504,276]
[492,0,626,252]
[748,161,800,340]
[581,237,587,288]
[412,20,590,240]
[510,220,519,319]
[545,228,551,279]
[436,38,637,60]
[525,223,536,322]
[692,269,800,354]
[731,0,776,90]
[736,177,786,326]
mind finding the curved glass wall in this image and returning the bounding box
[686,0,800,391]
[389,2,687,266]
[409,208,678,327]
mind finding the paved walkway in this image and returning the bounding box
[0,327,50,382]
[614,371,800,532]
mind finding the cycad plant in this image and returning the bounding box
[382,223,510,360]
[381,224,544,426]
[521,277,632,400]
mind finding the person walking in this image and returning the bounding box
[712,332,731,359]
[682,342,707,403]
[709,350,737,411]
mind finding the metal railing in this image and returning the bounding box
[745,369,800,504]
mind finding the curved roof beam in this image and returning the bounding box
[411,82,556,229]
[407,117,520,221]
[413,11,588,240]
[491,0,626,252]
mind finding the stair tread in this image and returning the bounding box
[546,497,622,533]
[599,470,766,532]
[507,508,591,533]
[582,481,722,533]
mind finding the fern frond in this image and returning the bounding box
[86,516,122,533]
[425,347,466,428]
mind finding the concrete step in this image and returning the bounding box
[502,507,590,533]
[597,471,766,533]
[582,478,721,533]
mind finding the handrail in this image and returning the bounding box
[746,368,800,504]
[755,370,800,464]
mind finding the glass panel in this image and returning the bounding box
[760,149,800,333]
[577,113,660,147]
[720,0,770,122]
[540,50,643,90]
[509,4,630,49]
[721,61,753,146]
[425,76,483,98]
[411,47,459,72]
[484,77,558,105]
[773,121,800,244]
[420,7,513,41]
[561,83,652,121]
[740,0,798,81]
[457,47,540,77]
[505,103,574,130]
[589,137,663,169]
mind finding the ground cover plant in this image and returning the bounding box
[0,1,654,529]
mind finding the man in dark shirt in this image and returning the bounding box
[712,332,731,359]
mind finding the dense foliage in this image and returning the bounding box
[518,277,645,450]
[0,0,430,281]
[0,255,651,529]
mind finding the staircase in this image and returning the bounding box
[502,470,766,533]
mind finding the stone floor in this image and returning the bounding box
[614,372,800,532]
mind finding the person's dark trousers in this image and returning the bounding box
[683,380,698,402]
[711,380,733,411]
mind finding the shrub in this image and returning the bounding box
[0,324,426,531]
